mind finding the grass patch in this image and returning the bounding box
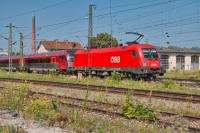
[65,109,171,133]
[0,69,200,95]
[24,97,59,121]
[0,83,59,123]
[0,83,30,112]
[163,69,200,79]
[0,83,175,133]
[0,125,25,133]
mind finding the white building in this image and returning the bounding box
[0,48,8,57]
[158,48,200,71]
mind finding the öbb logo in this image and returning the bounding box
[110,56,120,63]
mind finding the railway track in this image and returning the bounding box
[0,77,200,103]
[30,91,200,133]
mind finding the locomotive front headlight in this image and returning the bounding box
[142,61,147,67]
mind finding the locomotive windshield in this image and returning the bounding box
[142,48,158,60]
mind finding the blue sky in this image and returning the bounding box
[0,0,200,53]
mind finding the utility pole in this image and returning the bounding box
[109,0,113,47]
[88,4,96,48]
[87,4,96,78]
[6,23,14,73]
[32,16,36,54]
[19,32,24,69]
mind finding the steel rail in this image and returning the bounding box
[1,84,200,132]
[32,91,200,121]
[31,91,200,133]
[1,77,200,103]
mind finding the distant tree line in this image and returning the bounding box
[90,33,118,48]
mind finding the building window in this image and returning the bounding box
[191,55,199,70]
[160,55,169,70]
[176,55,185,70]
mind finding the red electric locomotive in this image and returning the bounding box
[0,44,164,79]
[73,44,164,79]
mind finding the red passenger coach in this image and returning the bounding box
[0,51,71,73]
[73,44,164,79]
[24,51,69,72]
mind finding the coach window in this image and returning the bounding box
[61,56,66,60]
[13,60,18,64]
[132,50,139,57]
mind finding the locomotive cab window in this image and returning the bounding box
[68,50,76,61]
[142,48,158,60]
[67,54,75,61]
[70,55,75,60]
[132,51,139,57]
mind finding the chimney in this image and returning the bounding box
[32,16,36,54]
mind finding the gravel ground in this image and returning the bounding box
[0,109,74,133]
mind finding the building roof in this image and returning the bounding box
[0,48,8,56]
[158,47,200,54]
[37,40,83,51]
[0,48,7,52]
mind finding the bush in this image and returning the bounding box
[110,71,121,81]
[49,70,59,77]
[163,79,176,89]
[24,98,58,121]
[122,95,156,120]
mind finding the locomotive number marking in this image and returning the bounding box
[110,56,120,63]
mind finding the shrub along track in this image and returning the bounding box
[0,77,200,103]
[29,91,200,132]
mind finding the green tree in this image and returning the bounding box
[90,33,118,48]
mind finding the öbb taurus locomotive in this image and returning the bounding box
[0,44,164,79]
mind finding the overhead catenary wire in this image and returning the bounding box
[96,0,161,11]
[33,0,186,38]
[0,0,166,41]
[37,0,188,40]
[94,0,183,19]
[1,0,199,50]
[34,15,200,47]
[112,0,194,27]
[28,0,181,30]
[0,0,73,21]
[12,0,180,34]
